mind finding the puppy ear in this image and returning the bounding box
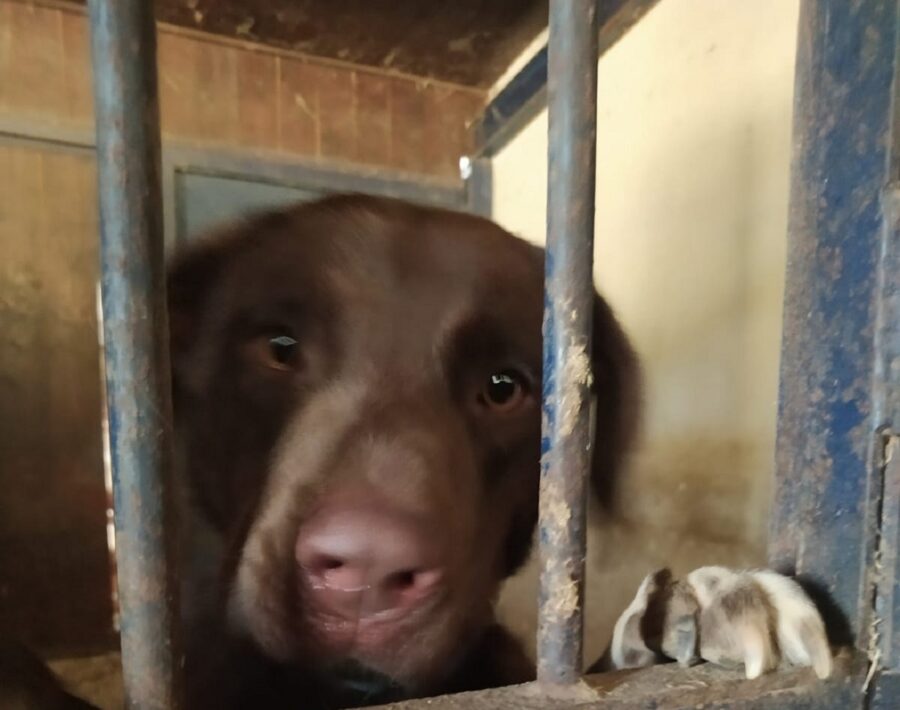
[606,570,665,670]
[590,293,642,509]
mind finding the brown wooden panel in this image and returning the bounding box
[318,65,358,162]
[69,0,549,89]
[236,49,279,150]
[277,57,320,156]
[159,32,240,144]
[158,30,202,139]
[424,86,481,179]
[355,72,391,167]
[193,39,240,144]
[390,77,428,174]
[0,3,65,117]
[0,2,482,178]
[60,7,92,122]
[0,142,112,654]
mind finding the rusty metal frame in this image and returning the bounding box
[768,0,899,677]
[87,0,182,707]
[537,0,599,689]
[80,0,900,707]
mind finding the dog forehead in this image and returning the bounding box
[215,206,543,322]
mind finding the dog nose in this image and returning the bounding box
[296,501,443,618]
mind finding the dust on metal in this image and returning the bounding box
[537,0,600,688]
[769,0,898,656]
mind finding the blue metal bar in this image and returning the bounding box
[87,1,182,707]
[473,0,660,157]
[875,178,900,672]
[537,0,599,687]
[769,0,898,655]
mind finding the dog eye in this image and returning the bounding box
[479,370,528,412]
[247,333,300,372]
[269,335,298,368]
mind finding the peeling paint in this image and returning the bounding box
[556,343,592,438]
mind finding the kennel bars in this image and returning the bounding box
[88,1,181,708]
[85,0,900,708]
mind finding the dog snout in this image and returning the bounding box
[296,491,444,619]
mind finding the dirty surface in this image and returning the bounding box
[50,653,124,710]
[70,0,548,88]
[370,651,862,709]
[537,0,599,685]
[768,0,898,651]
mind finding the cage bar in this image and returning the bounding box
[537,0,600,687]
[87,0,182,707]
[769,0,899,652]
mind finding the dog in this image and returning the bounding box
[4,194,830,708]
[166,194,831,707]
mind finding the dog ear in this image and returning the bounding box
[590,292,642,510]
[166,223,252,399]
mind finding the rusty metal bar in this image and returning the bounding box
[769,0,898,654]
[87,1,182,707]
[537,0,599,687]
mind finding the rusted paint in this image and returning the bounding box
[537,0,599,688]
[558,342,593,438]
[768,0,898,661]
[87,0,183,707]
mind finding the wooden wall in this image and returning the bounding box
[0,0,485,655]
[0,142,112,654]
[0,1,484,178]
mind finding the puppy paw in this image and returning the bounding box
[605,566,832,680]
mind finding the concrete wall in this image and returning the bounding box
[494,0,800,664]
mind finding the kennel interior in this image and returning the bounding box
[0,0,898,708]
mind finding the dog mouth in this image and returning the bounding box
[301,582,444,656]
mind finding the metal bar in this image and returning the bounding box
[87,1,182,707]
[473,0,661,158]
[537,0,599,687]
[769,0,898,653]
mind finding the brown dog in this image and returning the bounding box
[1,194,831,708]
[167,194,833,707]
[168,194,639,707]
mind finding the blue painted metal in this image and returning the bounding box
[87,0,182,707]
[871,669,900,709]
[537,0,599,687]
[476,45,548,158]
[473,0,660,157]
[875,184,900,674]
[769,0,898,658]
